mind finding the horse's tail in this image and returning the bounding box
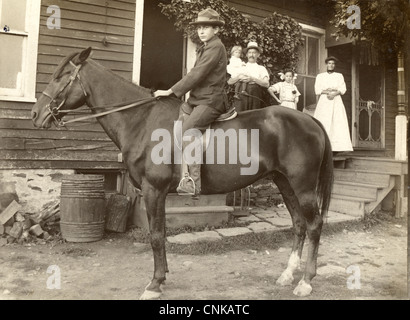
[314,119,334,217]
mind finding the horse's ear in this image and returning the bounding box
[73,47,92,64]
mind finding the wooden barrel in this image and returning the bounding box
[60,174,106,242]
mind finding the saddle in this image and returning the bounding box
[173,102,238,196]
[173,102,238,151]
[181,102,237,122]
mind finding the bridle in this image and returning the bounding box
[42,61,88,127]
[41,60,157,127]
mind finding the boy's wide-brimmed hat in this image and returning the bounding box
[189,8,225,27]
[325,56,339,63]
[243,41,262,54]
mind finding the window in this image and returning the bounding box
[295,25,325,111]
[0,0,40,102]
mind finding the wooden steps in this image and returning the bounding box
[165,193,227,208]
[345,157,407,175]
[333,168,390,187]
[165,194,232,228]
[329,156,401,217]
[134,193,232,229]
[329,194,371,217]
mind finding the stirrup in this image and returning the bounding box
[177,172,196,196]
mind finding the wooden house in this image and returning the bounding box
[0,0,407,216]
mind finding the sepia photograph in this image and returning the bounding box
[0,0,408,304]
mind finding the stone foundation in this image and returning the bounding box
[0,169,75,214]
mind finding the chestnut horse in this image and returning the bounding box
[31,48,333,298]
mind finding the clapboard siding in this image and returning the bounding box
[229,0,326,27]
[37,54,133,73]
[2,138,117,151]
[37,27,134,46]
[0,128,113,141]
[2,150,120,162]
[0,149,124,169]
[0,160,124,170]
[0,0,135,169]
[47,0,136,19]
[0,118,104,132]
[36,0,136,99]
[38,35,134,54]
[38,45,133,62]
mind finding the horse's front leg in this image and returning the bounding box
[140,180,168,300]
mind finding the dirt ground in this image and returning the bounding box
[0,214,407,300]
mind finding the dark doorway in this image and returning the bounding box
[140,0,184,90]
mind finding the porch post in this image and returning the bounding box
[395,51,407,161]
[394,51,408,217]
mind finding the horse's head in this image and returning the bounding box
[32,47,92,129]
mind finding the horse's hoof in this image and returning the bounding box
[276,270,294,286]
[140,289,162,300]
[293,279,312,297]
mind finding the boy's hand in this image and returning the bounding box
[154,89,173,98]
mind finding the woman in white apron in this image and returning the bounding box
[313,56,353,153]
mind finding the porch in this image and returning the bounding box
[331,156,407,218]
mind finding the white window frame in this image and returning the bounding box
[299,23,327,73]
[132,0,144,85]
[296,23,326,109]
[0,0,41,102]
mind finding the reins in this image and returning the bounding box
[60,96,158,126]
[42,59,158,127]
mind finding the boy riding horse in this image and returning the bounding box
[154,8,229,197]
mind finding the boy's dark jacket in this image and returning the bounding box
[171,35,228,113]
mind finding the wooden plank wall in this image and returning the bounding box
[228,0,326,27]
[0,0,136,170]
[36,0,136,97]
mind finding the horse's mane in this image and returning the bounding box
[88,60,152,98]
[52,52,79,79]
[53,50,152,98]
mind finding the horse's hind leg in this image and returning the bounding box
[164,223,169,273]
[274,174,306,287]
[140,180,168,300]
[292,191,323,297]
